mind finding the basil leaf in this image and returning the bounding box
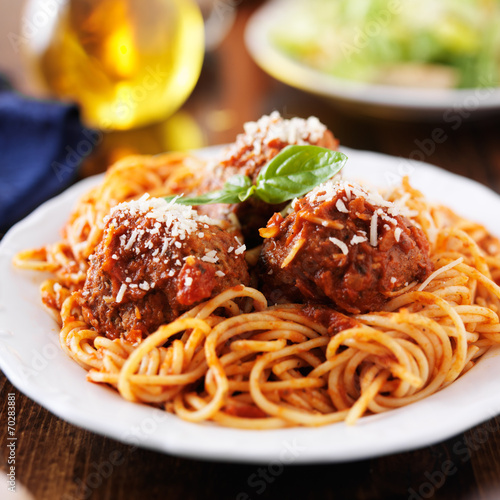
[255,145,347,204]
[165,174,255,205]
[164,145,347,207]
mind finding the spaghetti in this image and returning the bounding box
[13,152,500,429]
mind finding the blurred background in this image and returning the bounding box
[1,0,500,201]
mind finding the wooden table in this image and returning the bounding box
[2,2,500,499]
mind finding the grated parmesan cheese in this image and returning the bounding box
[124,229,138,250]
[350,233,367,245]
[116,284,127,303]
[105,194,218,260]
[336,199,349,213]
[202,250,219,263]
[307,179,415,220]
[370,211,378,247]
[238,111,327,151]
[235,244,246,255]
[329,237,348,255]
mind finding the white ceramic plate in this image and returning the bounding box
[1,147,500,464]
[245,0,500,120]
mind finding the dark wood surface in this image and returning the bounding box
[2,2,500,499]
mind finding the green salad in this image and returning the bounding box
[272,0,500,88]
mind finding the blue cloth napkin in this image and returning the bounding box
[0,91,94,233]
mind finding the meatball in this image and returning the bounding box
[197,111,339,246]
[77,195,250,342]
[258,180,433,314]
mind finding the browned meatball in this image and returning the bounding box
[258,180,433,314]
[197,112,339,246]
[77,195,249,342]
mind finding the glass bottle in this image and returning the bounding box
[22,0,205,130]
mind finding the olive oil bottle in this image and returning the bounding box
[23,0,205,129]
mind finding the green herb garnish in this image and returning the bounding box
[165,145,347,206]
